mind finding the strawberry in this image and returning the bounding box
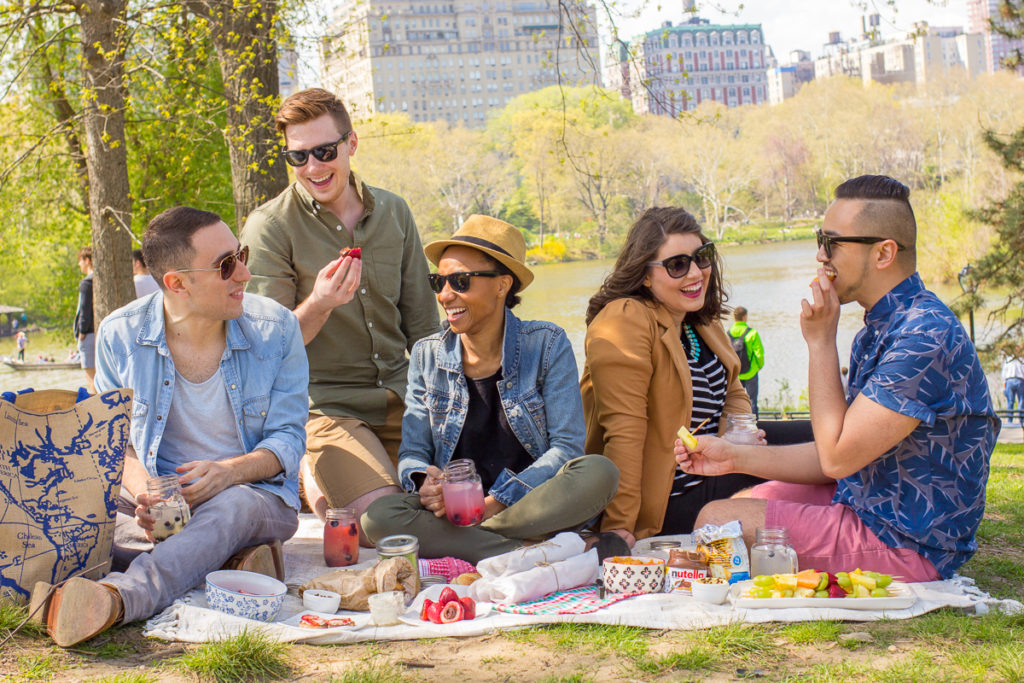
[827,582,848,598]
[426,600,444,624]
[438,586,459,606]
[419,598,434,621]
[439,600,464,623]
[459,596,476,620]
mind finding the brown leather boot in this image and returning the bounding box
[223,539,285,581]
[42,578,122,648]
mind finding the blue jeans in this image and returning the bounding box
[107,485,297,623]
[1006,378,1024,423]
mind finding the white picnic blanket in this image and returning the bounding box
[143,515,1023,644]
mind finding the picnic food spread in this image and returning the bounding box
[299,614,355,629]
[420,587,478,624]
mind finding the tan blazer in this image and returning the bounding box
[580,297,751,540]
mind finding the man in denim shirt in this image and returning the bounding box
[677,176,998,581]
[33,207,308,647]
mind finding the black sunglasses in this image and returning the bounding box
[815,229,904,259]
[427,271,501,294]
[177,245,249,280]
[647,242,716,278]
[281,132,352,167]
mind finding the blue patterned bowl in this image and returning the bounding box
[205,570,287,622]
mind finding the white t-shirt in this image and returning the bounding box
[134,273,160,298]
[156,368,244,476]
[1003,357,1024,381]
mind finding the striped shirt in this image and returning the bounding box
[671,327,727,494]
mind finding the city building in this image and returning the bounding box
[321,0,601,126]
[612,14,769,116]
[766,50,814,105]
[967,0,1024,73]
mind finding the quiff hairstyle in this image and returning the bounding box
[142,206,223,290]
[275,88,352,136]
[586,206,728,326]
[834,175,917,268]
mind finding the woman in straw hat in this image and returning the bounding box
[361,215,620,563]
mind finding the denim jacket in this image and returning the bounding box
[398,308,586,507]
[94,292,309,511]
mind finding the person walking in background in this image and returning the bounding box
[1002,349,1024,424]
[15,331,27,361]
[241,88,439,542]
[73,247,96,393]
[728,307,765,416]
[132,249,160,298]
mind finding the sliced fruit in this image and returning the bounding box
[794,587,816,598]
[870,588,890,598]
[439,600,465,623]
[835,572,852,589]
[796,570,820,590]
[815,572,829,592]
[753,574,775,588]
[814,590,829,598]
[677,424,698,450]
[459,596,476,620]
[827,582,848,598]
[438,586,459,606]
[849,571,877,591]
[774,573,798,592]
[851,584,871,598]
[419,598,434,621]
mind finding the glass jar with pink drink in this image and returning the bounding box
[442,459,486,526]
[323,507,359,567]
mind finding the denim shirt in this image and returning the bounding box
[94,292,309,511]
[398,308,586,507]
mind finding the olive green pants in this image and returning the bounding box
[361,455,619,564]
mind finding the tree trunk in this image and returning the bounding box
[78,0,134,322]
[201,0,289,230]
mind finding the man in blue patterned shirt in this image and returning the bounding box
[676,175,999,581]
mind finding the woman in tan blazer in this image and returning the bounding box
[580,207,760,546]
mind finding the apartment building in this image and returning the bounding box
[766,50,814,105]
[616,17,769,116]
[967,0,1024,73]
[321,0,601,126]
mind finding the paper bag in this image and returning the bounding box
[0,389,130,603]
[300,557,416,611]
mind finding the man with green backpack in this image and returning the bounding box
[728,306,765,416]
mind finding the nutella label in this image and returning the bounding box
[665,566,709,594]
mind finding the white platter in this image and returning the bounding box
[730,580,916,610]
[280,610,370,631]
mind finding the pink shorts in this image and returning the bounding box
[747,481,941,582]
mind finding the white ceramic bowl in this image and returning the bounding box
[690,577,730,604]
[602,556,665,594]
[205,570,287,622]
[302,588,341,614]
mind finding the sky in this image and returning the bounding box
[611,0,968,61]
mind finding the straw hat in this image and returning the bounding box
[424,215,534,290]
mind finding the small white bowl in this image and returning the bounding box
[602,556,666,594]
[205,570,287,622]
[368,590,406,626]
[690,577,730,604]
[302,588,341,614]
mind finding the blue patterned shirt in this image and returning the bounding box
[836,273,999,579]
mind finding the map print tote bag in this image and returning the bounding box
[0,389,130,603]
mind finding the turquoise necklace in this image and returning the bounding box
[683,323,701,362]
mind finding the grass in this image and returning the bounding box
[14,653,60,680]
[172,630,292,682]
[330,661,412,682]
[92,673,159,683]
[0,599,46,639]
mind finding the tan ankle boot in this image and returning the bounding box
[45,578,122,648]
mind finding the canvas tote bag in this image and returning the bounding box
[0,389,130,603]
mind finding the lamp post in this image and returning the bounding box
[958,264,976,344]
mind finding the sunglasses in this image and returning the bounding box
[281,132,352,167]
[177,245,249,280]
[815,229,904,259]
[647,242,716,278]
[427,271,501,294]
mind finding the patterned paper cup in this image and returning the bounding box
[602,556,666,594]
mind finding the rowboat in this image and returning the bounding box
[2,361,80,371]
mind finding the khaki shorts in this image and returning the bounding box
[304,389,405,506]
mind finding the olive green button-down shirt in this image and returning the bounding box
[240,174,440,424]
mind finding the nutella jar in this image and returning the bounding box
[665,548,709,595]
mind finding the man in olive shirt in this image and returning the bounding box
[241,88,439,543]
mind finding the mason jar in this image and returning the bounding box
[146,474,190,542]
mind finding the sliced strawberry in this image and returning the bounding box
[439,600,464,623]
[426,600,444,624]
[459,596,476,620]
[419,598,434,621]
[828,582,848,598]
[438,586,459,606]
[349,247,362,259]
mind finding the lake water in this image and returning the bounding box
[2,239,1000,408]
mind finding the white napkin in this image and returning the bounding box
[468,549,599,604]
[476,532,586,578]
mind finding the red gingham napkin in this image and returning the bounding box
[418,557,477,582]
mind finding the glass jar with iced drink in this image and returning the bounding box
[442,459,485,526]
[146,474,190,542]
[723,412,760,445]
[750,526,798,576]
[324,507,359,567]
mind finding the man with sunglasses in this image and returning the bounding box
[33,206,309,647]
[676,175,999,582]
[241,88,438,541]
